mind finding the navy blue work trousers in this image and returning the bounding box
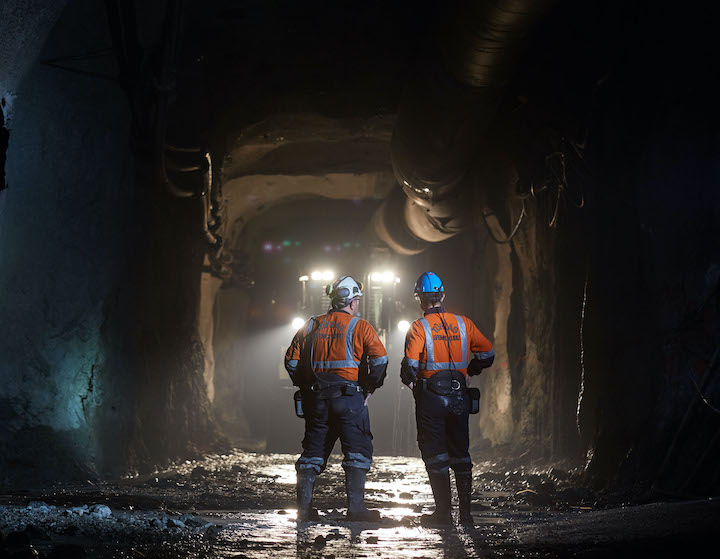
[414,382,472,475]
[296,391,373,474]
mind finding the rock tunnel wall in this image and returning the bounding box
[0,0,221,485]
[0,0,137,484]
[460,1,720,494]
[463,160,582,464]
[578,76,720,494]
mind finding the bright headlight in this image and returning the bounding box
[397,320,410,333]
[311,270,334,281]
[371,271,397,284]
[291,317,305,329]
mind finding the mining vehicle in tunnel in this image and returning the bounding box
[1,0,720,537]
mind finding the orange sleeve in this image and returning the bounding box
[465,317,495,374]
[357,320,387,392]
[361,321,387,362]
[466,319,493,354]
[404,320,426,363]
[400,320,425,385]
[284,321,309,384]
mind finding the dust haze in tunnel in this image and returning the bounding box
[210,193,512,459]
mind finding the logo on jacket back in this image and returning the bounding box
[316,319,346,340]
[431,322,460,341]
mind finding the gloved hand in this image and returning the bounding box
[467,358,484,377]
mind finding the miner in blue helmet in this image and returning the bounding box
[401,272,495,526]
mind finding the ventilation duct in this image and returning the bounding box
[374,0,556,253]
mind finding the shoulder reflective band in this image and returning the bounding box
[312,316,361,370]
[418,315,468,370]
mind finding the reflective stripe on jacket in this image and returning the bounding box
[401,309,494,384]
[285,309,388,391]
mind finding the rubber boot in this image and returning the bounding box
[421,472,452,526]
[296,469,318,521]
[345,467,381,522]
[455,471,473,525]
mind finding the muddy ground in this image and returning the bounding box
[0,451,717,558]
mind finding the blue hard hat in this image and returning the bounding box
[414,272,444,294]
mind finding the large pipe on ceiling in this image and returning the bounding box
[374,0,556,254]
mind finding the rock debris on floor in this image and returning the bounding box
[1,450,717,558]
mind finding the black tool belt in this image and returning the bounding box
[306,381,362,400]
[416,370,466,396]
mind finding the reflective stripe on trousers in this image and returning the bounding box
[415,387,472,474]
[296,391,373,474]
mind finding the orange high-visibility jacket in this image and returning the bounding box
[402,308,494,382]
[285,309,388,390]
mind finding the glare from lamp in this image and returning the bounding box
[311,271,322,280]
[298,275,309,282]
[370,271,397,284]
[291,317,305,330]
[398,320,410,333]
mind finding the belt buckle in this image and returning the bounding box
[451,379,461,390]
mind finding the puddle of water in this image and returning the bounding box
[201,506,522,559]
[213,509,471,559]
[255,463,297,485]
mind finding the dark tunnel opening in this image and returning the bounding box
[1,0,720,556]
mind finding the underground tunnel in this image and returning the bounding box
[1,0,719,557]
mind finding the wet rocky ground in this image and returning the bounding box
[0,450,717,558]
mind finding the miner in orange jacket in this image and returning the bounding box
[285,275,388,521]
[401,272,495,526]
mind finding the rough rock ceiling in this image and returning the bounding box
[222,113,396,242]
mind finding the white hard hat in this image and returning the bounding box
[326,276,364,306]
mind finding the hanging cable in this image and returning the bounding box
[482,197,527,244]
[687,364,720,415]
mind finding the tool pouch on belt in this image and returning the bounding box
[421,370,465,396]
[468,387,481,414]
[425,376,462,396]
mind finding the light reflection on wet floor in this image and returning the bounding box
[198,455,517,558]
[206,508,512,559]
[4,449,715,558]
[253,455,442,506]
